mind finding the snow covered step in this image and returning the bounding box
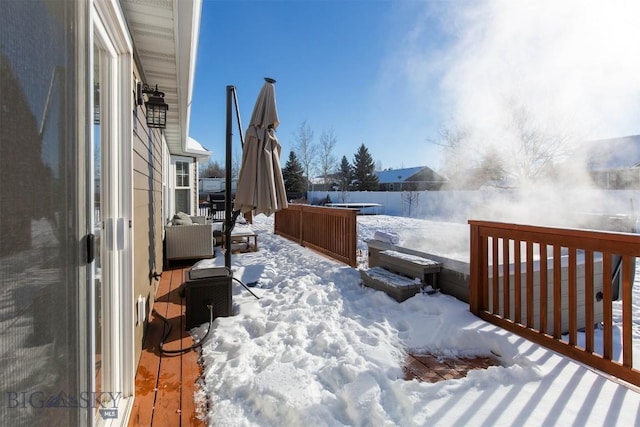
[379,250,441,288]
[360,266,423,302]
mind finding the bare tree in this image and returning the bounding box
[199,160,224,178]
[504,97,572,185]
[401,190,420,217]
[293,120,317,191]
[232,150,242,179]
[433,97,576,188]
[431,123,484,189]
[318,128,338,184]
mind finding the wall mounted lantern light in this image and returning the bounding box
[137,82,168,129]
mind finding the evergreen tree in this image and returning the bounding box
[282,150,307,199]
[352,144,379,191]
[337,155,352,192]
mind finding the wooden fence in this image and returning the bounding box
[274,204,357,267]
[469,220,640,387]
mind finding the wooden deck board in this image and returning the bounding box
[404,353,500,383]
[128,314,161,426]
[128,264,206,427]
[182,341,203,426]
[152,268,184,425]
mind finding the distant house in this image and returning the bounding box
[375,166,447,191]
[585,135,640,189]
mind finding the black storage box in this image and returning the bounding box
[184,267,232,329]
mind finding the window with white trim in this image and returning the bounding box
[175,160,191,214]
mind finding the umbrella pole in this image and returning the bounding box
[225,85,247,269]
[225,85,234,270]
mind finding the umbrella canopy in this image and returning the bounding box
[234,78,288,216]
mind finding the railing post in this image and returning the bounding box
[298,205,304,245]
[469,222,482,314]
[349,209,357,267]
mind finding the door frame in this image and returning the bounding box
[91,0,134,423]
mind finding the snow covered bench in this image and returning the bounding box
[359,267,423,302]
[361,243,443,302]
[379,250,441,288]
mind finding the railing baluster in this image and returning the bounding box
[492,237,499,314]
[553,245,562,339]
[584,250,594,353]
[526,241,534,328]
[540,244,548,335]
[514,240,522,325]
[482,233,489,311]
[622,255,633,368]
[503,237,510,319]
[602,253,612,360]
[568,247,577,346]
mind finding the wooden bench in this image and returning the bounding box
[379,250,441,288]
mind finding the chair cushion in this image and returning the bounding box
[172,211,193,226]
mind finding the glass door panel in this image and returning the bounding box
[93,44,103,400]
[0,1,83,424]
[93,30,117,415]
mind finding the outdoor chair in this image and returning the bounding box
[164,212,215,266]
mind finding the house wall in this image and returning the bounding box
[590,169,640,189]
[131,69,164,363]
[376,167,447,191]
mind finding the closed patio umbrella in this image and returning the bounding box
[234,78,288,216]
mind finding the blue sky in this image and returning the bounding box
[189,1,640,175]
[189,0,451,172]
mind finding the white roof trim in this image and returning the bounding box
[186,136,211,162]
[120,0,202,157]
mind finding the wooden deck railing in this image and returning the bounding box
[197,205,252,223]
[469,220,640,387]
[275,204,357,267]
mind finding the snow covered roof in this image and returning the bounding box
[375,166,432,183]
[186,137,211,163]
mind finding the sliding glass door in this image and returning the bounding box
[91,2,134,423]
